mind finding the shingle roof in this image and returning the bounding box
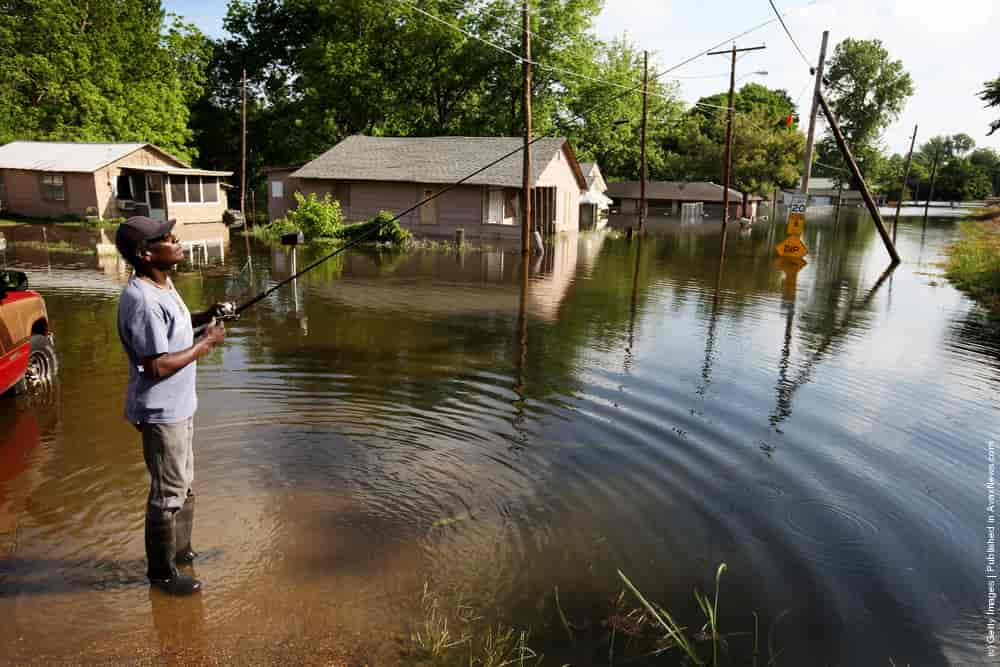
[606,181,745,203]
[291,135,585,189]
[0,141,182,173]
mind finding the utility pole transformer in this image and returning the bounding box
[707,43,766,241]
[521,0,533,256]
[800,31,829,196]
[639,50,649,231]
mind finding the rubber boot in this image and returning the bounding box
[175,494,197,564]
[146,510,202,595]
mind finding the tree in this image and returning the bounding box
[935,158,993,201]
[0,1,210,162]
[562,37,684,181]
[981,76,1000,136]
[816,38,914,186]
[970,147,1000,195]
[663,84,804,198]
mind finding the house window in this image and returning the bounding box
[203,177,218,202]
[188,177,202,203]
[40,174,65,202]
[170,176,187,203]
[270,180,284,198]
[483,187,504,224]
[116,174,133,200]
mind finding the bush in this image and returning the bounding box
[337,210,411,246]
[282,191,343,239]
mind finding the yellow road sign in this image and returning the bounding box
[786,212,805,236]
[775,235,809,259]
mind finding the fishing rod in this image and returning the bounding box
[202,13,788,326]
[203,135,551,327]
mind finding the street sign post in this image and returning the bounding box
[776,193,809,259]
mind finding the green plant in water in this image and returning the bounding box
[275,191,344,240]
[946,216,1000,313]
[618,563,730,666]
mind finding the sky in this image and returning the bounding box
[163,0,1000,156]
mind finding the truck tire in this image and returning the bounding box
[13,334,58,395]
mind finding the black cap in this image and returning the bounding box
[115,216,176,259]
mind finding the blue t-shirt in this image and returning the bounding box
[117,275,197,424]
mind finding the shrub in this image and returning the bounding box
[283,191,343,239]
[337,210,411,246]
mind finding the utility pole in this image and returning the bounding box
[893,124,918,243]
[708,43,766,240]
[800,31,829,196]
[817,92,900,264]
[639,50,649,231]
[241,68,248,219]
[521,0,533,257]
[923,148,941,221]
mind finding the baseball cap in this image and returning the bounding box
[115,216,176,259]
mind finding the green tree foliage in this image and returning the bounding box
[981,76,1000,136]
[815,38,914,186]
[0,0,210,162]
[562,36,684,180]
[909,135,997,201]
[658,84,804,198]
[203,0,613,187]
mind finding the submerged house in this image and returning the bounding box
[268,136,588,241]
[607,181,759,220]
[0,141,232,240]
[578,162,612,230]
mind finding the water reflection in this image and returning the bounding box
[0,214,996,664]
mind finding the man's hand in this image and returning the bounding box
[192,302,237,328]
[202,318,226,348]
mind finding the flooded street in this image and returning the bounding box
[0,210,997,665]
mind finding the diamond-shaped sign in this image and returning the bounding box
[775,235,809,259]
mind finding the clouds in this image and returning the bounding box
[593,0,1000,154]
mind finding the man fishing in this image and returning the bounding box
[115,216,230,596]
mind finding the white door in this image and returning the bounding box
[146,174,166,221]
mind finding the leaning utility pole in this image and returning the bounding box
[708,43,766,238]
[818,92,900,264]
[639,50,649,231]
[923,148,941,221]
[893,124,918,243]
[521,0,533,257]
[241,68,248,218]
[800,31,829,195]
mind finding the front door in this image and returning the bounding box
[146,174,166,221]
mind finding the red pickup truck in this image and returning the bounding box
[0,271,57,396]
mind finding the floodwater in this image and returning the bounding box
[0,210,997,665]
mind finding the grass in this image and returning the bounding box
[945,207,1000,314]
[11,240,95,254]
[408,563,796,667]
[0,215,120,230]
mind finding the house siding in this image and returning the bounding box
[536,147,581,233]
[0,169,96,218]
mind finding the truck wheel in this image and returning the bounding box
[14,334,58,394]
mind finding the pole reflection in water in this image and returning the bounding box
[624,234,643,374]
[769,263,896,428]
[697,248,725,397]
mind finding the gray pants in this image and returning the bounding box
[141,418,194,520]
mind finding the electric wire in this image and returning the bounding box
[230,7,817,316]
[767,0,812,67]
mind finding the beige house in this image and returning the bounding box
[0,141,232,242]
[267,136,588,241]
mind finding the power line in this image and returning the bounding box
[767,0,812,67]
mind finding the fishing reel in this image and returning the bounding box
[211,301,239,322]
